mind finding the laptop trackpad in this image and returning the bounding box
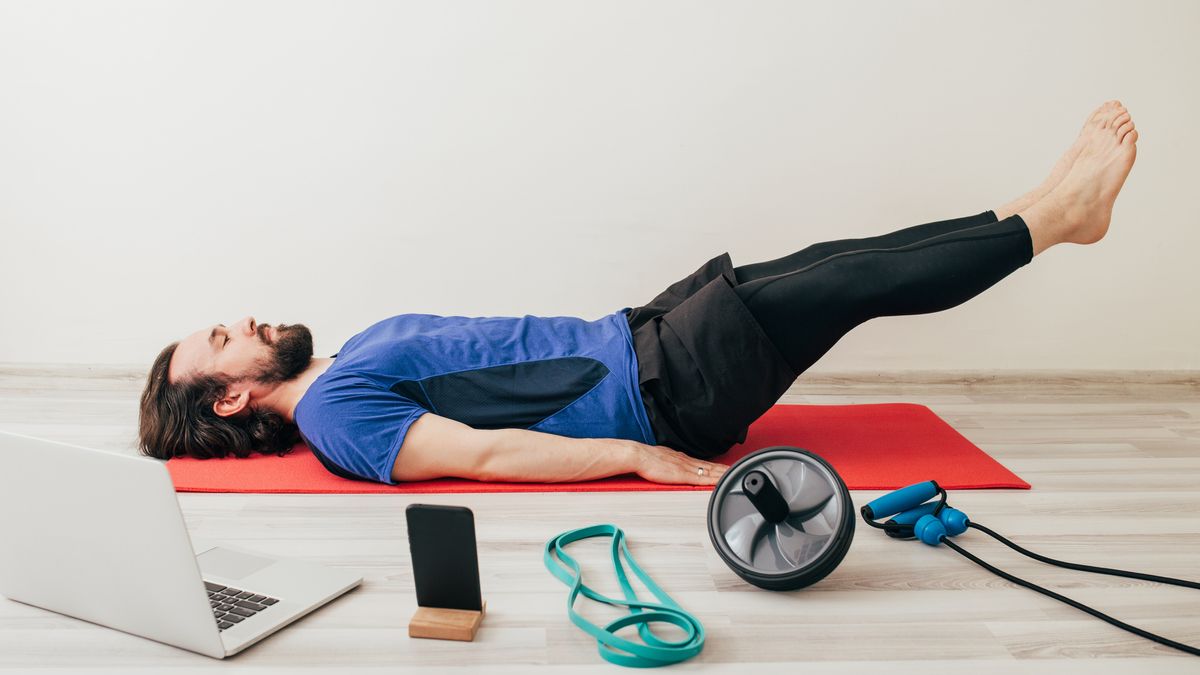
[197,547,277,580]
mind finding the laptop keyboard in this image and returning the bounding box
[205,581,279,631]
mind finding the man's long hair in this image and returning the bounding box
[137,342,299,460]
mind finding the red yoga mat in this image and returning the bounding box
[166,403,1029,494]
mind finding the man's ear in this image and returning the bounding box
[213,383,251,418]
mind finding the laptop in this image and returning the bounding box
[0,430,363,659]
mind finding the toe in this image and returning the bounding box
[1116,119,1135,141]
[1099,105,1121,126]
[1111,111,1131,131]
[1103,106,1127,128]
[1123,128,1139,145]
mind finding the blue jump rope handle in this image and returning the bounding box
[863,481,939,520]
[889,500,940,525]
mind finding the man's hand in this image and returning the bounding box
[631,443,729,486]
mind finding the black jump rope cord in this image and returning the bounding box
[942,524,1199,657]
[968,521,1200,590]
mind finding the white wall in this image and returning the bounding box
[1,0,1197,370]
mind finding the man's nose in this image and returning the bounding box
[241,316,257,336]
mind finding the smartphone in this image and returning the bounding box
[405,504,482,611]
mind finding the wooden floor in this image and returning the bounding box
[1,366,1199,673]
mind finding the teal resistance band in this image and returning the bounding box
[543,524,705,668]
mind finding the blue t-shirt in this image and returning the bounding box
[292,307,656,484]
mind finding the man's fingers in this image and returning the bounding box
[641,444,732,485]
[689,459,728,485]
[673,452,728,484]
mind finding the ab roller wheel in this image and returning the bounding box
[707,446,855,591]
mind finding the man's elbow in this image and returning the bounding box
[466,429,513,482]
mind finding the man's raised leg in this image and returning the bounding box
[727,101,1137,375]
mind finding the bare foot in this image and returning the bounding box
[994,100,1121,221]
[1020,101,1138,253]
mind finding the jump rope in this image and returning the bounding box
[860,479,1200,657]
[545,448,1199,666]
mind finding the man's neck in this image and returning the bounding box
[261,357,336,423]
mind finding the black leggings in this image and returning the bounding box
[730,211,1034,376]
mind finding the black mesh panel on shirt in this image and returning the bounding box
[389,356,610,429]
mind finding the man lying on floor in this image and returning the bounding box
[138,100,1138,487]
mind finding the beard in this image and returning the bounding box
[250,323,314,385]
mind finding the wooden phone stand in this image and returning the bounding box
[408,600,486,642]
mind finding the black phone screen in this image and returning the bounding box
[405,504,482,611]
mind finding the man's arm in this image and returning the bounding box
[389,412,729,485]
